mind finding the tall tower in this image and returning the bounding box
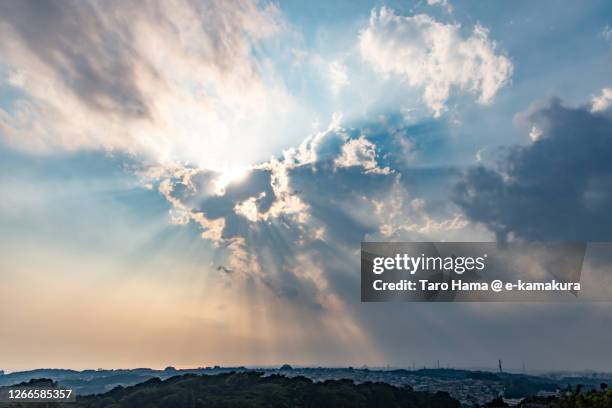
[498,359,503,373]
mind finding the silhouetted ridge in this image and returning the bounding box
[5,371,460,408]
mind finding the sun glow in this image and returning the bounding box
[214,166,250,195]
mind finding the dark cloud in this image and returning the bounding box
[454,98,612,241]
[0,0,275,130]
[0,0,150,118]
[217,265,233,274]
[290,164,393,245]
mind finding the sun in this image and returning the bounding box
[214,166,250,195]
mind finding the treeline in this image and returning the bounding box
[3,372,460,408]
[552,384,612,408]
[485,384,612,408]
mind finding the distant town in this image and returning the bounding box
[1,365,610,407]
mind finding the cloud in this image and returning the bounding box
[454,97,612,241]
[528,125,543,142]
[602,24,612,44]
[591,87,612,112]
[150,118,383,247]
[333,135,391,174]
[359,8,512,117]
[427,0,453,13]
[327,61,349,94]
[0,0,303,169]
[0,0,150,118]
[143,114,485,317]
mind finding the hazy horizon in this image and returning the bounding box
[3,363,608,376]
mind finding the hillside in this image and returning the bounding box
[2,372,460,408]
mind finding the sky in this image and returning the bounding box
[1,0,612,373]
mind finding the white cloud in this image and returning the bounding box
[370,181,479,241]
[529,125,543,142]
[359,8,513,117]
[333,135,391,174]
[602,25,612,43]
[427,0,453,13]
[327,61,349,94]
[0,0,305,170]
[591,88,612,112]
[234,195,262,222]
[158,174,227,243]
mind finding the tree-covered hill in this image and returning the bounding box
[2,372,460,408]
